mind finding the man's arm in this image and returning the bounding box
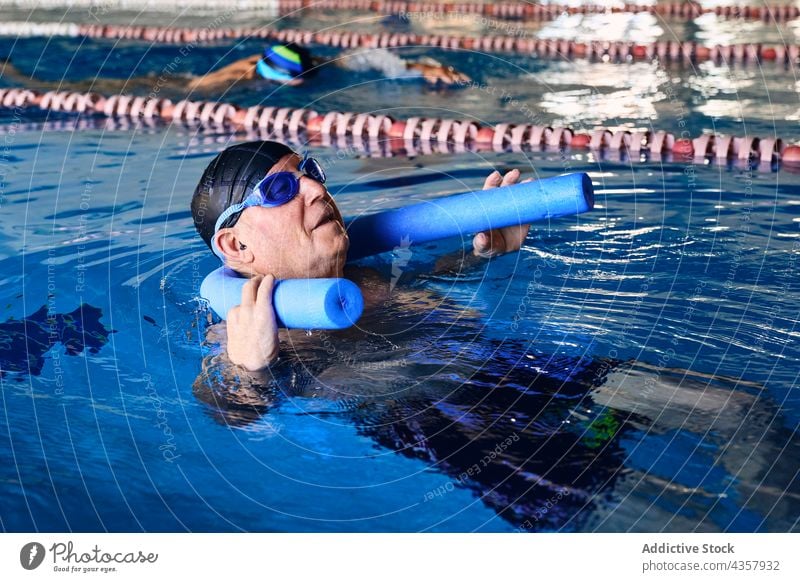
[0,57,154,94]
[336,49,470,86]
[186,54,261,92]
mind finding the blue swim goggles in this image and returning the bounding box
[256,58,296,83]
[212,153,326,258]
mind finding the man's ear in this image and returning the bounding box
[214,229,254,264]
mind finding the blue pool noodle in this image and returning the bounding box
[200,267,364,329]
[201,172,592,329]
[345,172,594,261]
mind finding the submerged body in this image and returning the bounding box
[193,275,800,531]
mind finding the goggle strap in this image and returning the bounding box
[298,151,310,173]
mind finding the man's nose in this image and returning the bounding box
[300,176,328,206]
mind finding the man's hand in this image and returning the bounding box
[226,275,279,372]
[407,62,471,86]
[472,169,532,258]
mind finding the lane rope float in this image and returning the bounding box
[0,86,794,164]
[273,1,800,22]
[0,117,790,170]
[3,20,799,65]
[3,1,799,22]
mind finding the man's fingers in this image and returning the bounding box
[500,168,520,187]
[483,170,502,190]
[499,224,531,251]
[474,232,490,252]
[256,274,275,308]
[491,229,507,253]
[240,276,262,307]
[484,169,519,190]
[511,224,531,247]
[521,224,531,243]
[474,229,507,257]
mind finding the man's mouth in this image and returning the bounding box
[311,210,334,231]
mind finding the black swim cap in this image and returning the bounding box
[191,141,295,251]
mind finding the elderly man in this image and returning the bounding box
[191,140,530,371]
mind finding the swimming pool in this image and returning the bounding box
[1,2,799,532]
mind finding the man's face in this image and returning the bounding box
[231,153,348,279]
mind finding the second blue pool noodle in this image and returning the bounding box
[345,172,594,261]
[200,267,364,329]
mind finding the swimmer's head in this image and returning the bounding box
[257,43,315,86]
[191,141,348,279]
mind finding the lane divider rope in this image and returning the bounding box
[275,1,800,22]
[4,0,800,21]
[1,0,796,22]
[3,21,799,65]
[0,117,787,172]
[0,86,796,166]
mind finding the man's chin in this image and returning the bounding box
[305,234,347,277]
[316,224,348,248]
[332,232,349,265]
[332,233,350,272]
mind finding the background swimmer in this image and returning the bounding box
[0,43,470,97]
[186,43,471,90]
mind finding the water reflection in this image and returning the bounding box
[532,62,669,125]
[537,11,664,44]
[0,303,114,377]
[694,12,794,45]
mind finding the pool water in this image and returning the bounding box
[1,3,799,532]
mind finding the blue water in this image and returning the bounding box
[1,3,799,532]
